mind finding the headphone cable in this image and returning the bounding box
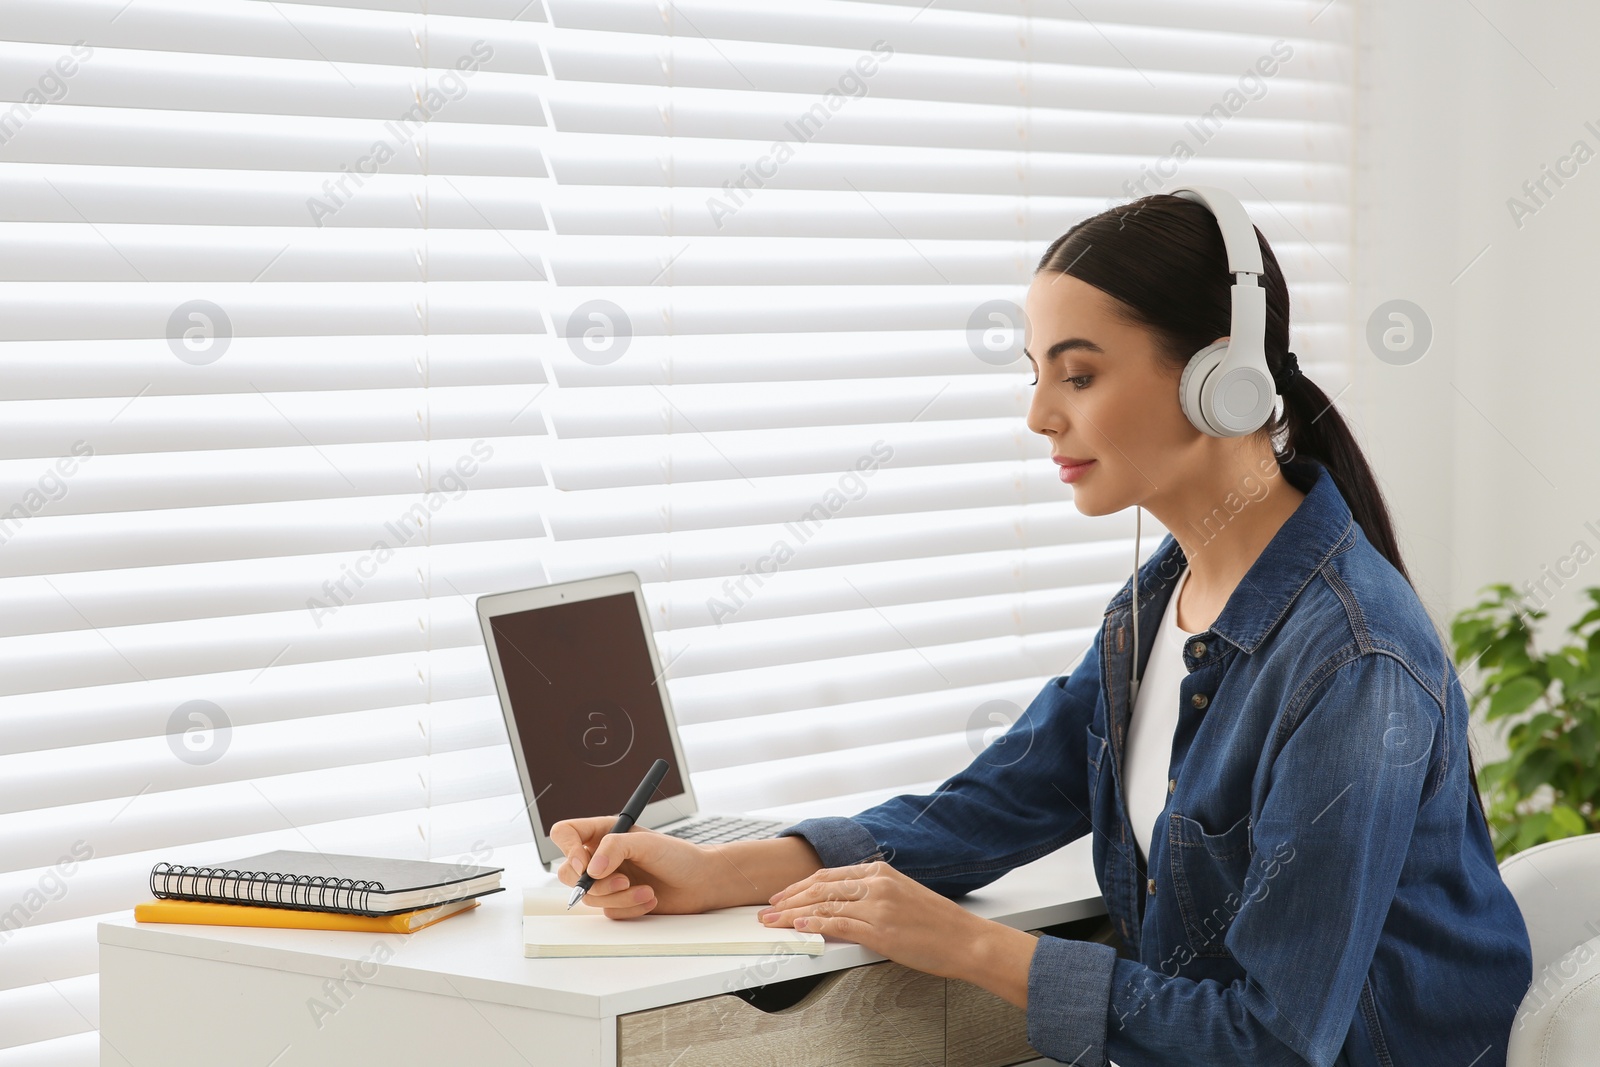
[1130,506,1142,707]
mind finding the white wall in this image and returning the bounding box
[1353,0,1600,763]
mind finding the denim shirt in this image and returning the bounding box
[777,456,1532,1067]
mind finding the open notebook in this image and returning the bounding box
[523,886,825,959]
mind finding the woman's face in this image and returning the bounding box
[1023,270,1204,517]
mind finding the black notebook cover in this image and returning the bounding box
[149,849,505,916]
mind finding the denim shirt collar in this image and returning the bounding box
[1102,454,1358,655]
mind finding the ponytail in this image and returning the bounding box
[1270,367,1410,583]
[1036,192,1492,832]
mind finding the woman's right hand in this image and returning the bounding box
[550,817,724,919]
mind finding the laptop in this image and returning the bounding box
[476,571,789,870]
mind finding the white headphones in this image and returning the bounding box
[1170,185,1276,438]
[1128,186,1275,705]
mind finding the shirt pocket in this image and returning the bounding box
[1167,810,1253,958]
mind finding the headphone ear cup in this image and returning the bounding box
[1179,341,1230,437]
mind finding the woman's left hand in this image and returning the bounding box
[756,858,985,980]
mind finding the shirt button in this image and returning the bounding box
[1189,640,1207,658]
[1191,692,1209,709]
[1147,877,1156,895]
[1168,778,1176,794]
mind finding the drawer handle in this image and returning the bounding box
[733,936,1050,1014]
[730,968,849,1014]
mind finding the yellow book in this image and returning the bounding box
[134,896,479,933]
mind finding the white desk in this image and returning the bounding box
[98,834,1103,1067]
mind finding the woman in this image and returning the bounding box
[550,193,1533,1067]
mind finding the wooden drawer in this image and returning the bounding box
[942,927,1053,1067]
[617,922,1115,1067]
[617,927,1094,1067]
[946,915,1121,1066]
[618,959,945,1066]
[945,973,1039,1067]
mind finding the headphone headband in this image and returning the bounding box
[1171,187,1264,277]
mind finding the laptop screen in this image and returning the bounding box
[488,591,686,837]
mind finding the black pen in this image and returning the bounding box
[566,758,670,910]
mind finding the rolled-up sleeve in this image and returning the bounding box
[777,623,1105,898]
[1024,652,1436,1067]
[772,812,881,870]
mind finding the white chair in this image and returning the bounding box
[1500,833,1600,1066]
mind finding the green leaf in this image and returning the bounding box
[1523,712,1565,742]
[1563,669,1600,698]
[1450,617,1497,658]
[1495,635,1535,672]
[1513,813,1551,852]
[1546,652,1583,689]
[1549,805,1587,838]
[1569,719,1598,755]
[1514,749,1562,796]
[1485,663,1536,692]
[1486,675,1546,722]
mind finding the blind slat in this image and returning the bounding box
[0,109,548,173]
[0,491,546,580]
[0,335,548,399]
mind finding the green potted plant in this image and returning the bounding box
[1449,582,1600,860]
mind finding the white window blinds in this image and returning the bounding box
[0,1,1352,1060]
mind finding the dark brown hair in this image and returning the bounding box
[1035,192,1492,832]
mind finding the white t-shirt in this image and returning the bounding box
[1124,563,1200,865]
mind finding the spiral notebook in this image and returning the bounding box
[149,850,504,916]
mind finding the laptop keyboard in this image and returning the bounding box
[662,816,786,845]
